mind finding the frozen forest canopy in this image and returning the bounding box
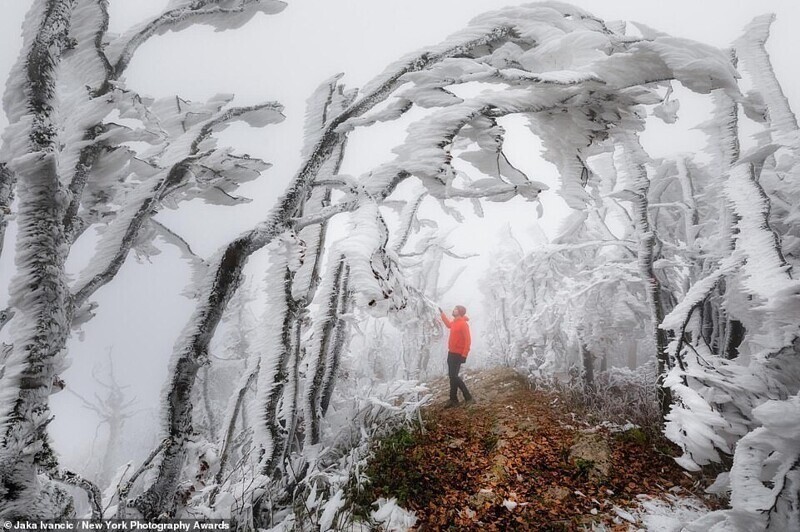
[0,0,799,530]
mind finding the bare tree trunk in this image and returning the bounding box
[281,316,303,463]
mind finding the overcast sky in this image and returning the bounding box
[1,0,798,472]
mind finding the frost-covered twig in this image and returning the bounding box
[293,200,357,230]
[51,469,103,519]
[116,438,170,518]
[149,219,207,267]
[208,359,259,507]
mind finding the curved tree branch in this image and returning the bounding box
[111,0,287,79]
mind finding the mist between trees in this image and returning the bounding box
[0,1,799,530]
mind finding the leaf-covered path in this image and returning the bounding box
[363,368,713,531]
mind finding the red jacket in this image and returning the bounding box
[441,312,471,356]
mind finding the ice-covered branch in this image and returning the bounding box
[116,438,170,518]
[320,264,351,416]
[725,163,800,352]
[392,192,427,253]
[62,129,108,243]
[661,256,743,334]
[735,15,798,136]
[51,469,102,519]
[149,219,206,267]
[109,0,287,80]
[87,0,114,88]
[292,200,357,231]
[189,102,284,154]
[71,163,191,309]
[253,260,294,477]
[70,102,282,310]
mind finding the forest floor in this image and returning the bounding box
[358,367,721,531]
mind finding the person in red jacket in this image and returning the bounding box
[439,305,473,407]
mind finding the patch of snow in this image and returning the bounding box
[371,497,417,531]
[613,506,637,523]
[634,494,711,532]
[502,499,517,511]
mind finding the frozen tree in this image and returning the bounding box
[68,354,137,489]
[0,0,286,519]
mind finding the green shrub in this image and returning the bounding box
[573,457,595,478]
[350,425,429,517]
[617,427,649,445]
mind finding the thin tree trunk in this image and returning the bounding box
[616,132,672,416]
[255,267,295,476]
[0,163,14,261]
[99,416,123,489]
[304,258,345,446]
[208,359,258,507]
[321,264,351,416]
[581,344,595,394]
[281,316,303,463]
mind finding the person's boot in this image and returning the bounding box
[444,399,459,408]
[464,396,475,405]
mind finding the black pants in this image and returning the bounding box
[447,352,472,402]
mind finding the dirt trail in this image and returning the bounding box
[366,368,712,531]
